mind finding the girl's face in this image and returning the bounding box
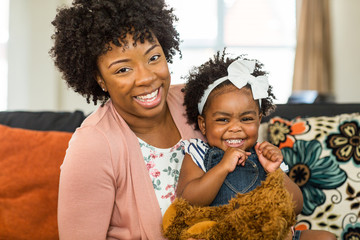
[198,85,262,152]
[96,34,170,121]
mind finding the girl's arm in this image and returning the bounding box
[176,153,229,206]
[284,173,303,215]
[255,142,303,215]
[176,147,248,206]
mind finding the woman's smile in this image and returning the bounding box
[134,87,162,108]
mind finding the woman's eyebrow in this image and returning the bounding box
[145,44,159,55]
[107,44,160,69]
[108,58,129,69]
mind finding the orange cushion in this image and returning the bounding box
[0,124,72,240]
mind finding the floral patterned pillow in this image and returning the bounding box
[267,113,360,239]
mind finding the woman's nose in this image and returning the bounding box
[135,64,156,86]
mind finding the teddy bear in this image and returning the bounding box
[162,168,296,240]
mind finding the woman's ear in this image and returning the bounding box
[197,115,206,136]
[96,74,107,92]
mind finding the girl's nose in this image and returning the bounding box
[135,64,156,86]
[229,122,242,132]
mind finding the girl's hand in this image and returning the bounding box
[220,148,251,173]
[255,141,283,173]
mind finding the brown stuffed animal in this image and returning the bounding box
[162,169,296,240]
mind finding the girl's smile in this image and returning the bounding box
[224,138,245,148]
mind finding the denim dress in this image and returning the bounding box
[181,138,267,206]
[203,146,267,206]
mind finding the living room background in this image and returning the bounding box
[1,0,359,113]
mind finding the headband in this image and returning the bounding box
[197,59,269,114]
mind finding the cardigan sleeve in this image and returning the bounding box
[58,126,116,240]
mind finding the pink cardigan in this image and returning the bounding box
[58,85,204,240]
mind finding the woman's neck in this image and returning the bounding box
[126,105,181,148]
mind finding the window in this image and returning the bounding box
[0,0,9,110]
[166,0,296,103]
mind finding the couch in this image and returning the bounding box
[0,103,359,240]
[0,111,86,240]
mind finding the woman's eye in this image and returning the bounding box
[149,54,160,62]
[115,67,130,74]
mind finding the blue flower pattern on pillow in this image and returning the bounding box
[281,140,347,216]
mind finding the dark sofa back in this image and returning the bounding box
[0,110,86,132]
[262,103,360,122]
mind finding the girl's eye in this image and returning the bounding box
[215,118,229,122]
[242,117,254,122]
[115,67,130,74]
[149,54,160,63]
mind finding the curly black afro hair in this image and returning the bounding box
[182,49,276,130]
[50,0,180,105]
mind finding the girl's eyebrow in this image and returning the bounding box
[212,111,231,117]
[212,110,257,117]
[240,111,257,116]
[108,44,160,69]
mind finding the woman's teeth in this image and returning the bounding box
[136,89,158,102]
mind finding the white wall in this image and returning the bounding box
[6,0,360,113]
[331,0,360,103]
[8,0,59,111]
[7,0,97,114]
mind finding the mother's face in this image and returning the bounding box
[96,35,171,121]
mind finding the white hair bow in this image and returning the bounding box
[197,59,269,114]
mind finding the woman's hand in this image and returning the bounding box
[255,141,283,173]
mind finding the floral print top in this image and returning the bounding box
[138,138,184,216]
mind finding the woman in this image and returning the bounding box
[50,0,204,239]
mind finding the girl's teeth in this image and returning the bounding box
[226,139,242,144]
[136,89,158,102]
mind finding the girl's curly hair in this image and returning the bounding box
[50,0,180,105]
[182,49,276,130]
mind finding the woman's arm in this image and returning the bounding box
[58,128,115,240]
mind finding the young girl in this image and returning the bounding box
[176,51,336,240]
